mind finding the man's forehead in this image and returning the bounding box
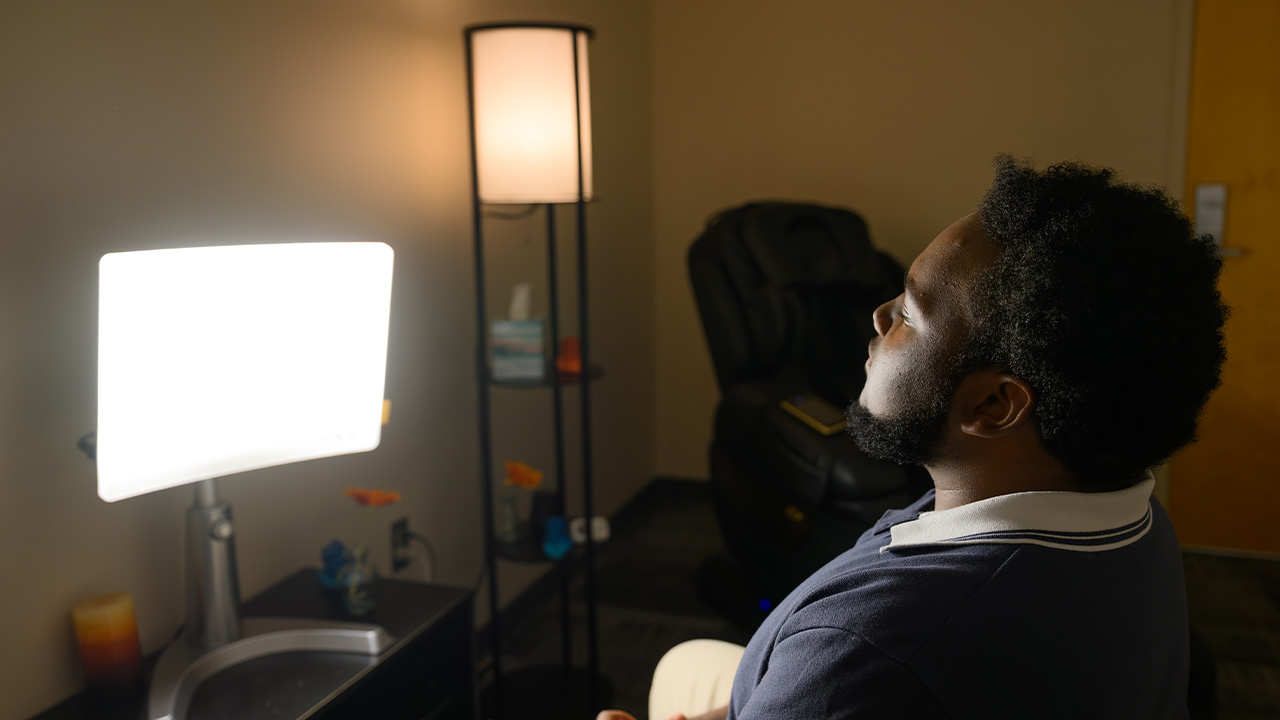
[909,213,996,310]
[929,213,990,259]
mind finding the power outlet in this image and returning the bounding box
[391,517,411,572]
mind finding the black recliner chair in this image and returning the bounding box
[689,202,933,605]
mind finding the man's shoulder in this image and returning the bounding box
[778,541,1020,659]
[779,510,1182,661]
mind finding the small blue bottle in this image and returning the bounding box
[542,516,573,560]
[318,540,347,588]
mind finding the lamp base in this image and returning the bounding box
[146,616,393,720]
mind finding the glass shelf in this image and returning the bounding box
[488,364,604,389]
[493,521,581,564]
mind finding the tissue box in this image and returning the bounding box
[491,319,546,380]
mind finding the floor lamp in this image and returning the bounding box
[464,22,601,716]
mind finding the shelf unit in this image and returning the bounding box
[465,23,602,717]
[488,364,604,390]
[470,201,604,718]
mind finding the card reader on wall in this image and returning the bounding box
[1194,183,1243,257]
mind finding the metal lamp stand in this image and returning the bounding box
[145,479,393,720]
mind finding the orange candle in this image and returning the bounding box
[71,592,142,698]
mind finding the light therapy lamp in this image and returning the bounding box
[96,241,395,720]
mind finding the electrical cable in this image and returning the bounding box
[400,545,433,584]
[407,532,438,584]
[481,204,540,220]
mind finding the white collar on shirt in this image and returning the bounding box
[885,473,1156,553]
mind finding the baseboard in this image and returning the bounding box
[1181,543,1280,561]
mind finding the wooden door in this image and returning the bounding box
[1168,0,1280,552]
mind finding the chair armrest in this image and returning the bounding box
[715,382,919,508]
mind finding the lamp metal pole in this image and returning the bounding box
[571,30,601,711]
[463,28,504,718]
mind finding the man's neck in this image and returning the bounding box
[925,458,1086,512]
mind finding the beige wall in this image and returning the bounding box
[0,0,1202,713]
[652,0,1194,478]
[0,1,653,716]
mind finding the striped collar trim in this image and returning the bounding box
[885,474,1155,553]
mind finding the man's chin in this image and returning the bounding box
[844,401,946,466]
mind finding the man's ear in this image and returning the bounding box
[954,369,1036,438]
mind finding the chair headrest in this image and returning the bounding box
[736,203,888,290]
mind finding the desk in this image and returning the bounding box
[33,571,476,720]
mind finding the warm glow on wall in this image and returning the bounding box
[468,25,593,204]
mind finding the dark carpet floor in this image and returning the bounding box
[479,479,751,720]
[480,478,1280,720]
[1184,549,1280,719]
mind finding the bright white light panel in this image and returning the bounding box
[96,242,394,502]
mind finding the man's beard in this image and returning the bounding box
[844,370,957,466]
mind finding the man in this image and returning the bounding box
[601,156,1227,719]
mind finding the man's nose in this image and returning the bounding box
[872,298,895,337]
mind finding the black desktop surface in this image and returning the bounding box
[32,570,475,720]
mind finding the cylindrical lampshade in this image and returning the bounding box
[468,25,593,204]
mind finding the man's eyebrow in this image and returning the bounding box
[903,272,930,313]
[904,272,919,299]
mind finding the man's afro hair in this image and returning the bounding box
[968,155,1229,487]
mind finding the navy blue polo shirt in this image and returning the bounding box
[728,476,1189,719]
